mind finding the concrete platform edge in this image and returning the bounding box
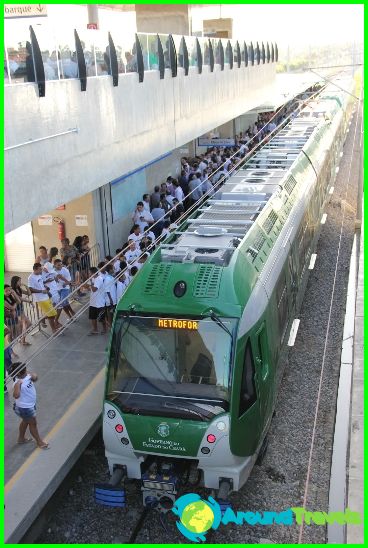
[4,371,105,544]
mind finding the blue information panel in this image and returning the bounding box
[110,170,147,223]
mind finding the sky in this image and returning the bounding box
[190,3,364,47]
[5,3,364,53]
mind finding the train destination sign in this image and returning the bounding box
[157,318,198,330]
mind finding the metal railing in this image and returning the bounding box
[4,22,278,97]
[4,243,101,344]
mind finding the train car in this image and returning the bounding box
[101,82,353,509]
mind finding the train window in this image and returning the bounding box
[238,340,257,416]
[276,273,289,343]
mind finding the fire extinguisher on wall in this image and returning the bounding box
[54,217,66,241]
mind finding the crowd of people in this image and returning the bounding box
[5,106,297,449]
[5,107,291,349]
[5,102,296,344]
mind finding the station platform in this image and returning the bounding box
[4,298,108,543]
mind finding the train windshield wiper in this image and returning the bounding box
[162,401,211,420]
[207,310,233,342]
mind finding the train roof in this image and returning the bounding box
[160,116,322,268]
[116,90,346,316]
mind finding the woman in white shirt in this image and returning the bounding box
[12,362,49,449]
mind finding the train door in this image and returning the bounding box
[287,250,298,314]
[253,324,273,432]
[230,338,261,456]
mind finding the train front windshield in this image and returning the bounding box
[106,316,235,421]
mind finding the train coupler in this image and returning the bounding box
[141,464,178,512]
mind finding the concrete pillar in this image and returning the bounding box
[87,4,99,28]
[135,4,189,35]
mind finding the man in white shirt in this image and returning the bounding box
[131,252,150,272]
[113,249,123,274]
[141,225,156,243]
[84,267,106,335]
[116,272,130,303]
[125,241,141,263]
[173,180,185,203]
[128,224,143,243]
[28,263,57,333]
[103,265,117,327]
[142,194,151,212]
[53,259,76,321]
[198,158,208,175]
[132,202,154,233]
[42,262,60,309]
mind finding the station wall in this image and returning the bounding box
[31,193,96,257]
[5,62,275,234]
[95,147,184,256]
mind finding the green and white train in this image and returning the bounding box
[102,81,353,508]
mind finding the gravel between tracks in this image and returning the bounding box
[37,106,361,545]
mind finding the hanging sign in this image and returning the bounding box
[4,4,48,18]
[197,138,235,147]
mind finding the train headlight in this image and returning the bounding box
[107,410,116,419]
[216,421,226,431]
[120,437,129,445]
[207,434,216,443]
[201,447,210,454]
[115,424,124,433]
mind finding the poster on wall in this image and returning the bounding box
[38,215,53,226]
[75,215,88,226]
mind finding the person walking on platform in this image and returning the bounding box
[11,362,49,449]
[84,267,106,335]
[28,263,58,334]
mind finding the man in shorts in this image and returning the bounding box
[53,258,76,322]
[28,263,57,333]
[84,267,106,335]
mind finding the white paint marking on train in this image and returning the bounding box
[288,319,300,347]
[282,226,293,248]
[321,213,327,224]
[329,186,335,194]
[309,253,317,270]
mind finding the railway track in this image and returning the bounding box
[34,95,362,545]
